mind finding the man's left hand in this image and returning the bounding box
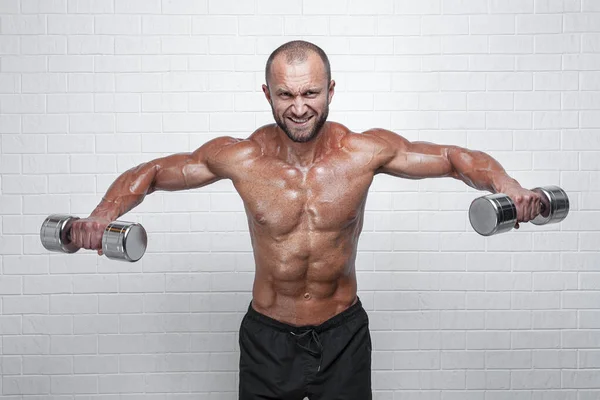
[501,186,543,229]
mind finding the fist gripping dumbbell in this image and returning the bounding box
[469,185,569,236]
[40,214,147,262]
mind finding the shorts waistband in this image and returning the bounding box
[245,296,364,334]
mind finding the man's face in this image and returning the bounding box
[262,53,335,143]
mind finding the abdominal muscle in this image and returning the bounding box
[248,229,360,326]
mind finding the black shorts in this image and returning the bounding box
[238,297,372,400]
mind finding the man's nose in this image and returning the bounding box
[291,97,308,116]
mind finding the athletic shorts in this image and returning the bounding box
[238,297,372,400]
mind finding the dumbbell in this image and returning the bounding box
[469,185,569,236]
[40,214,147,262]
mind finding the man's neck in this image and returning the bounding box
[279,124,329,168]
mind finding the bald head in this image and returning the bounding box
[265,40,331,87]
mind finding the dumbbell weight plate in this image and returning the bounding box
[102,221,147,262]
[531,185,569,226]
[40,214,80,254]
[469,194,517,236]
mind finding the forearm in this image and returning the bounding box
[89,162,158,221]
[448,147,522,194]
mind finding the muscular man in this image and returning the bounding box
[70,40,542,399]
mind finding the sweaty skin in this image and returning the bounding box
[71,52,542,326]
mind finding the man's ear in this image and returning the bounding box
[262,84,271,103]
[328,80,335,104]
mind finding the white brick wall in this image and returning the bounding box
[0,0,599,398]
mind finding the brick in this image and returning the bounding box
[22,115,68,134]
[2,335,50,355]
[565,14,600,32]
[441,72,485,91]
[517,14,562,34]
[0,0,19,13]
[50,295,98,314]
[377,16,420,36]
[534,71,579,91]
[95,93,141,113]
[2,56,47,72]
[349,0,393,14]
[98,374,145,393]
[300,0,347,14]
[487,72,533,91]
[2,376,50,395]
[23,356,72,375]
[349,38,393,55]
[142,134,189,153]
[209,36,255,55]
[0,36,19,54]
[164,113,210,132]
[284,16,329,35]
[582,72,600,90]
[0,315,21,334]
[48,15,93,34]
[239,16,284,35]
[1,15,46,34]
[0,94,46,114]
[467,93,513,111]
[22,0,67,13]
[442,0,487,13]
[442,36,487,54]
[142,16,191,35]
[582,34,600,52]
[514,92,561,110]
[490,36,533,54]
[564,55,600,71]
[0,115,21,133]
[68,73,115,93]
[470,15,515,34]
[68,0,114,13]
[22,36,68,55]
[533,111,578,129]
[68,36,114,55]
[47,94,94,113]
[209,0,254,14]
[473,59,517,76]
[422,16,469,35]
[74,355,119,373]
[535,0,580,13]
[95,15,141,35]
[163,0,208,14]
[115,0,160,13]
[115,36,161,55]
[491,0,534,12]
[535,34,580,54]
[394,0,441,14]
[51,335,97,355]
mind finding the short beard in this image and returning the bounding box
[272,103,329,143]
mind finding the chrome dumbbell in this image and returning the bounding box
[469,185,569,236]
[40,214,147,262]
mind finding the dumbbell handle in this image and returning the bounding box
[40,214,147,262]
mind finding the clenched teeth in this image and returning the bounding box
[290,117,311,123]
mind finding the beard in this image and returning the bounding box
[272,103,329,143]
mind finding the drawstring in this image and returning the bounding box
[290,329,323,372]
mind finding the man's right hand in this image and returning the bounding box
[68,217,112,255]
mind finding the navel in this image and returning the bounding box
[303,292,311,300]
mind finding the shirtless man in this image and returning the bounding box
[70,41,542,399]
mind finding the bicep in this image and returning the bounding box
[367,129,457,179]
[151,136,239,192]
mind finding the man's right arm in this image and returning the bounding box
[89,136,241,222]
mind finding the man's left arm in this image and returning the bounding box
[365,128,542,226]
